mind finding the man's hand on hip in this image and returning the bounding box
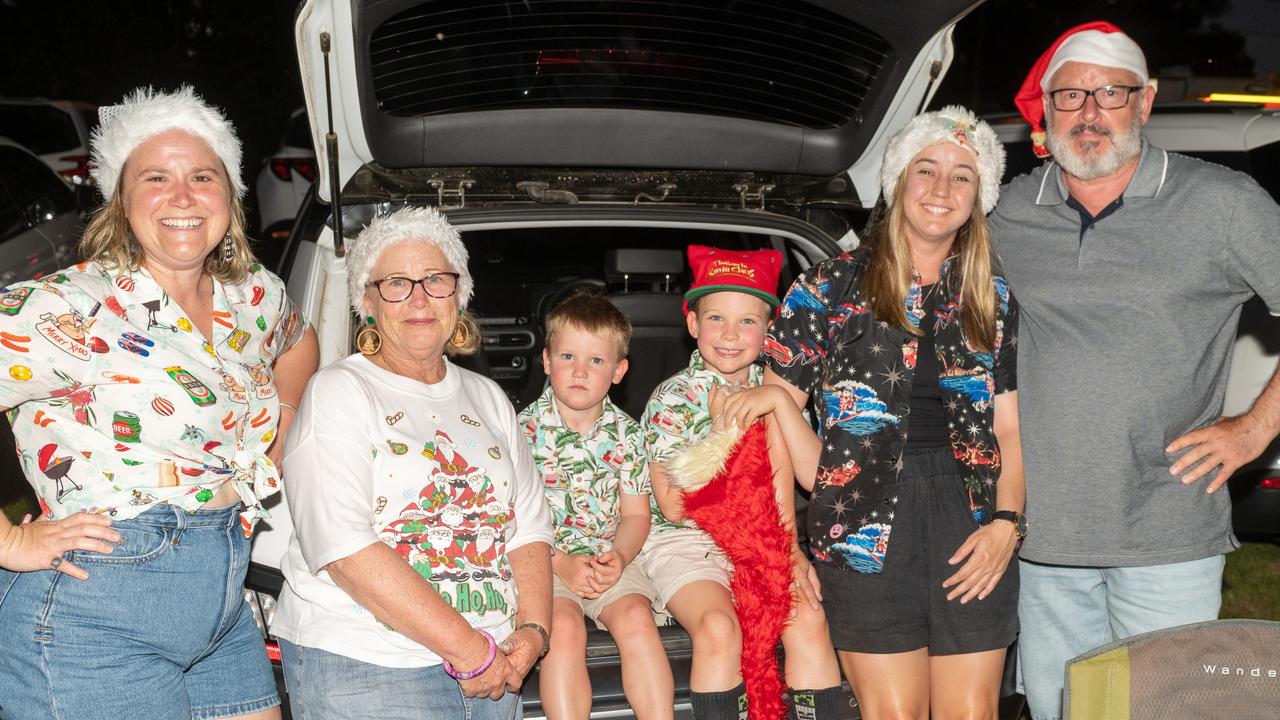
[1166,414,1273,493]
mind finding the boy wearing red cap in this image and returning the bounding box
[639,246,843,720]
[992,21,1280,720]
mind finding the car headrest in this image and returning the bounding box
[605,249,684,281]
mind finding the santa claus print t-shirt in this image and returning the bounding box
[272,354,553,668]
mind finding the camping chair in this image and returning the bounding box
[1064,619,1280,719]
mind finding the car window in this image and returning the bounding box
[0,105,79,155]
[79,108,99,137]
[1247,141,1280,203]
[0,146,76,221]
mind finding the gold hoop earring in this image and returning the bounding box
[356,317,382,356]
[449,317,471,349]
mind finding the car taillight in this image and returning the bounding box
[58,154,91,182]
[1259,476,1280,490]
[293,158,318,182]
[269,158,293,182]
[269,157,317,183]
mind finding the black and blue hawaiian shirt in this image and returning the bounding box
[765,247,1018,574]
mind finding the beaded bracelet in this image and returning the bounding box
[443,630,497,680]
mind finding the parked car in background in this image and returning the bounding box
[254,107,315,244]
[0,98,98,187]
[0,137,82,287]
[243,0,1000,717]
[991,101,1280,539]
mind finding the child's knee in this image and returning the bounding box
[604,597,659,641]
[691,606,741,650]
[552,605,588,649]
[784,601,830,642]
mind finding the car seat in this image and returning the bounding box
[604,248,693,422]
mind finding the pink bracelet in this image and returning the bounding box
[442,630,496,680]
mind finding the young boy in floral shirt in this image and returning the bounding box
[519,292,673,720]
[641,246,844,720]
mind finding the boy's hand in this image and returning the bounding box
[717,385,787,430]
[590,550,625,591]
[556,553,604,598]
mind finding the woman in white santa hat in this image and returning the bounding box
[724,105,1027,719]
[0,85,318,720]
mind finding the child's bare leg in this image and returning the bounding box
[781,598,840,688]
[665,580,742,691]
[598,593,675,720]
[540,598,591,720]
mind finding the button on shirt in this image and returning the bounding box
[766,249,1017,574]
[519,386,649,556]
[0,262,305,526]
[990,140,1280,566]
[641,350,764,533]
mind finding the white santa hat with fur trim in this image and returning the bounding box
[879,105,1005,215]
[90,85,244,201]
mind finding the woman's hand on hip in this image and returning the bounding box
[0,512,121,580]
[942,520,1019,604]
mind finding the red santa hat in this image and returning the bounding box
[1013,22,1150,158]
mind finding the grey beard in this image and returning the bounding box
[1046,114,1143,181]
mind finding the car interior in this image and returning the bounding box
[380,224,809,422]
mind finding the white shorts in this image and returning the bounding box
[552,559,658,629]
[637,526,733,611]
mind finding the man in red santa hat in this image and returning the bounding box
[990,21,1280,720]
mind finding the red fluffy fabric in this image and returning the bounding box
[680,422,795,720]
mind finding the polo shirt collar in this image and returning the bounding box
[1035,138,1169,206]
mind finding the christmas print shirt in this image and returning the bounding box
[0,261,305,527]
[765,248,1018,574]
[273,354,554,668]
[518,387,649,556]
[641,350,764,534]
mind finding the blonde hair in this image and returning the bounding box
[544,290,632,360]
[863,176,997,353]
[78,183,257,284]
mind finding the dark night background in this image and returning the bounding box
[1,0,1277,220]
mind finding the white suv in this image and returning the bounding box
[248,1,990,717]
[991,102,1280,538]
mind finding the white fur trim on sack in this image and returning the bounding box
[879,105,1006,215]
[90,85,245,201]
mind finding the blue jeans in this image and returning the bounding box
[280,638,522,720]
[0,503,279,720]
[1017,555,1225,720]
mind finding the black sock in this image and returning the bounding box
[691,681,749,720]
[790,686,851,720]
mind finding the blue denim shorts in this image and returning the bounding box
[0,503,279,720]
[279,638,521,720]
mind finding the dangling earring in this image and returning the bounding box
[357,316,382,356]
[449,313,471,349]
[222,230,234,263]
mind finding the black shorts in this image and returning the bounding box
[817,447,1019,656]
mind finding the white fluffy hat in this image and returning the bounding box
[90,85,244,201]
[879,105,1005,215]
[347,206,474,316]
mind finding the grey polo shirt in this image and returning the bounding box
[990,140,1280,567]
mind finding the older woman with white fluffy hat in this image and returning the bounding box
[272,206,553,719]
[0,86,318,720]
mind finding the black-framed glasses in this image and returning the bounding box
[367,272,460,302]
[1048,85,1145,112]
